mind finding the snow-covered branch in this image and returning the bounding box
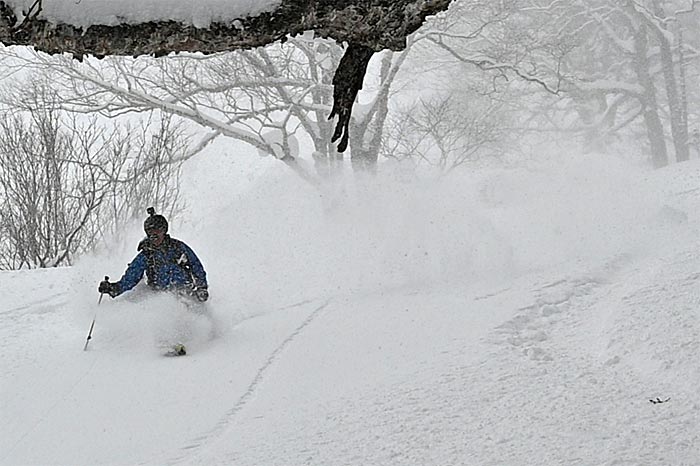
[0,0,454,151]
[427,37,563,95]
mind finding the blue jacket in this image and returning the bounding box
[115,235,207,296]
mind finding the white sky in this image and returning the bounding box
[5,0,282,28]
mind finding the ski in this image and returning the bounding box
[163,343,187,357]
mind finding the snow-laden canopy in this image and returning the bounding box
[0,0,454,150]
[2,0,283,29]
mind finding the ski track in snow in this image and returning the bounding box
[4,245,700,465]
[201,247,700,466]
[0,291,68,316]
[474,250,700,465]
[164,298,331,465]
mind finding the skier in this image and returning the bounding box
[98,207,209,303]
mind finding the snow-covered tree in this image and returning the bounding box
[511,0,698,166]
[0,0,455,152]
[0,76,186,269]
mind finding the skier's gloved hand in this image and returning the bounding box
[193,287,209,302]
[98,279,119,298]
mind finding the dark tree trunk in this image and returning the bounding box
[650,1,689,162]
[348,52,393,173]
[632,25,668,168]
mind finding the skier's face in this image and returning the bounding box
[147,228,166,246]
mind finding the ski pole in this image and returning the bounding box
[84,276,108,351]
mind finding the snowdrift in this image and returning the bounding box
[3,151,700,465]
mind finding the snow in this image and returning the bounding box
[3,147,700,465]
[4,0,282,29]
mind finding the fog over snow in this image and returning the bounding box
[3,138,700,465]
[4,0,282,28]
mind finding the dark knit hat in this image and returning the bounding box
[143,207,168,233]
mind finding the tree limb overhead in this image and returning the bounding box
[0,0,453,151]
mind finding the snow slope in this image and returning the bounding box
[3,151,700,465]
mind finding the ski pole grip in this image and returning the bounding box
[98,276,110,304]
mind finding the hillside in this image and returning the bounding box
[2,151,700,465]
